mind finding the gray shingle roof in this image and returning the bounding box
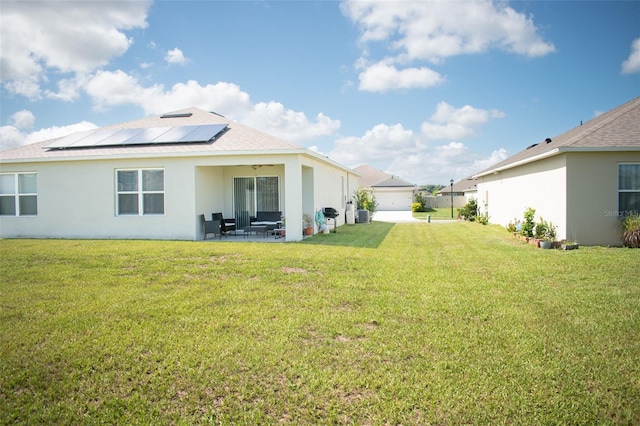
[475,96,640,176]
[1,107,303,162]
[353,164,415,187]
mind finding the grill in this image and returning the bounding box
[322,207,340,233]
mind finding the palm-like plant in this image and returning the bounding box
[621,214,640,248]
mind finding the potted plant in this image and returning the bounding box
[536,218,556,249]
[303,214,313,236]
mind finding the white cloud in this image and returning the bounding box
[621,38,640,74]
[244,102,340,142]
[422,102,505,140]
[165,48,188,66]
[9,110,36,130]
[80,70,339,143]
[342,0,555,92]
[331,123,418,166]
[329,101,506,184]
[358,62,444,92]
[381,142,508,185]
[0,0,150,99]
[0,118,97,151]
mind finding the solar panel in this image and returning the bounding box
[44,124,228,150]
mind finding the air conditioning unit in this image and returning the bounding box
[356,209,369,223]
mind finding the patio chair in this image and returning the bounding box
[201,214,222,239]
[212,212,236,235]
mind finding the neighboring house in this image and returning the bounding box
[436,177,478,201]
[474,96,640,246]
[353,165,417,211]
[0,108,359,241]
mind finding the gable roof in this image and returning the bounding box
[475,96,640,177]
[353,164,415,188]
[0,107,305,163]
[373,175,416,188]
[437,177,477,194]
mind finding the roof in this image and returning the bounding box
[475,96,640,177]
[437,177,477,194]
[373,175,416,188]
[353,164,415,188]
[0,107,306,163]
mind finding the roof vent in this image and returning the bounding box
[526,143,538,150]
[160,113,193,118]
[545,138,552,144]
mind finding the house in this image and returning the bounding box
[353,165,417,211]
[474,96,640,246]
[0,108,359,241]
[436,177,478,200]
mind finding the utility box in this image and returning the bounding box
[356,209,370,223]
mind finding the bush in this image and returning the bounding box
[621,214,640,248]
[353,189,378,217]
[413,193,427,212]
[457,198,478,221]
[521,207,536,238]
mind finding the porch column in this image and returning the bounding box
[284,157,303,242]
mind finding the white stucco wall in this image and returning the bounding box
[1,151,358,242]
[0,157,198,240]
[477,154,568,239]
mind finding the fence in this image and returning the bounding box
[423,196,467,209]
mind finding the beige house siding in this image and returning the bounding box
[566,151,640,246]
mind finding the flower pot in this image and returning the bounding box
[304,226,313,236]
[539,241,552,249]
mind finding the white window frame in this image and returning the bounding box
[115,168,165,216]
[618,163,640,216]
[0,172,37,217]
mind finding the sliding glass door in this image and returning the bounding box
[233,176,279,227]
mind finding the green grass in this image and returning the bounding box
[412,207,456,220]
[1,223,639,424]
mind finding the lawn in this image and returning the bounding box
[412,207,456,220]
[1,223,639,424]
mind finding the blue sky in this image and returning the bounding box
[1,0,639,185]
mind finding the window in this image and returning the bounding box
[116,169,164,215]
[0,173,37,216]
[618,164,640,216]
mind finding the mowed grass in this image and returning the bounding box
[1,223,639,424]
[412,208,456,220]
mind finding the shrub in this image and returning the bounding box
[477,214,489,225]
[353,189,378,217]
[413,193,427,212]
[457,198,478,221]
[621,214,640,248]
[521,207,536,238]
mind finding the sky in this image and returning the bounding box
[1,0,639,185]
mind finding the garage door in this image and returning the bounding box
[376,191,413,211]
